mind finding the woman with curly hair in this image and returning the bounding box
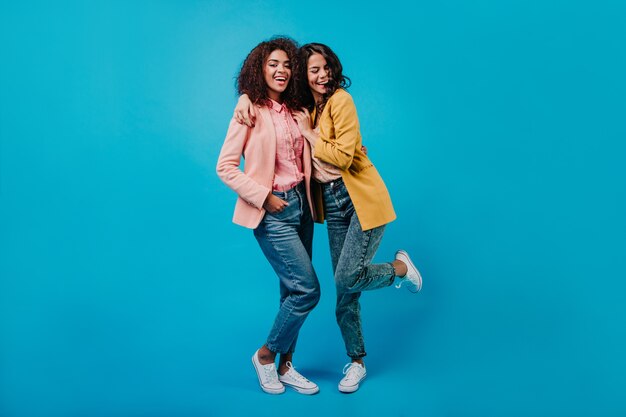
[235,42,423,393]
[216,37,320,395]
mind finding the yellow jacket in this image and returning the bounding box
[313,89,396,231]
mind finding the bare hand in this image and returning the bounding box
[361,145,368,155]
[234,94,256,127]
[263,193,289,214]
[292,109,312,135]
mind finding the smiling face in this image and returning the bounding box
[307,53,330,103]
[263,49,291,102]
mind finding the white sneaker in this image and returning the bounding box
[278,361,319,395]
[251,350,285,394]
[395,250,422,293]
[338,362,366,393]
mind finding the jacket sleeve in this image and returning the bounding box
[216,118,271,209]
[313,91,359,171]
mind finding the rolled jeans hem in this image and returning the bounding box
[265,342,294,355]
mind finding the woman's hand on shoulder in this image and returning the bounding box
[234,94,256,127]
[292,109,312,135]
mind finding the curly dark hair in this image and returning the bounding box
[297,43,352,112]
[237,36,301,110]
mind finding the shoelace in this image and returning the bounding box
[396,278,420,293]
[284,361,310,383]
[342,362,364,382]
[263,363,279,384]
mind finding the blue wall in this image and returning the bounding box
[1,1,625,416]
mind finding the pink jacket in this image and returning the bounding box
[216,105,317,229]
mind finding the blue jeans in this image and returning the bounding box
[322,178,395,359]
[253,182,321,354]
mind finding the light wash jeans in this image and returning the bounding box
[322,178,395,359]
[253,182,320,354]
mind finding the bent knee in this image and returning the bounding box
[335,271,364,294]
[298,283,321,309]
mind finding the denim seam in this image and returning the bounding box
[346,215,369,358]
[388,262,396,284]
[327,183,345,214]
[346,228,372,292]
[296,188,305,218]
[264,231,299,354]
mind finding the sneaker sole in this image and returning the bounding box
[397,250,422,292]
[338,374,366,393]
[251,354,285,394]
[279,380,320,395]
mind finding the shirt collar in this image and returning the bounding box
[269,99,287,114]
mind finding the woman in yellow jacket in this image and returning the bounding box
[235,42,423,393]
[293,43,423,393]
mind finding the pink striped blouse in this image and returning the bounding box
[268,99,304,191]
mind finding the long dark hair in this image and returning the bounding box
[237,36,300,109]
[298,43,352,111]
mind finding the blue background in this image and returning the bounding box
[1,1,625,416]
